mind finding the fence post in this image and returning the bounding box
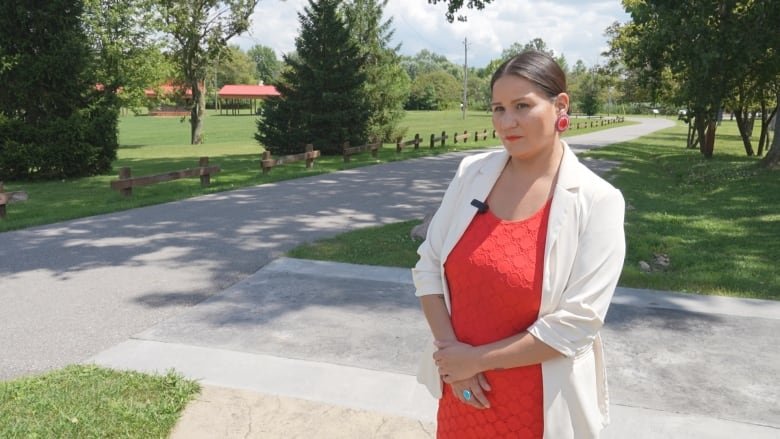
[474,131,478,142]
[262,151,272,174]
[305,144,314,169]
[430,133,435,148]
[396,137,402,153]
[0,182,5,218]
[342,141,351,163]
[119,167,132,197]
[463,130,468,143]
[371,139,379,158]
[414,133,420,149]
[441,131,446,147]
[199,157,210,186]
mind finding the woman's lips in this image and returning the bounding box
[505,135,522,141]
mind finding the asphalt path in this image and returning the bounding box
[0,117,674,380]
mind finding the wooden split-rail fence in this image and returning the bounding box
[0,182,28,219]
[262,144,321,174]
[110,157,220,197]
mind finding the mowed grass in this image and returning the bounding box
[0,365,199,438]
[289,120,780,300]
[0,110,628,232]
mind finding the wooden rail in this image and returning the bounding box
[110,157,220,197]
[429,131,447,148]
[396,134,421,152]
[262,144,320,174]
[0,182,28,219]
[342,140,381,162]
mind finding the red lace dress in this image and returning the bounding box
[437,199,552,439]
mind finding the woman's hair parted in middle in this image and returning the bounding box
[490,51,567,99]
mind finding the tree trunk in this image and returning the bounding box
[757,103,777,157]
[190,79,205,144]
[734,107,755,156]
[687,120,698,149]
[702,119,716,158]
[694,114,707,152]
[761,98,780,169]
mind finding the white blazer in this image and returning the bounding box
[412,141,626,439]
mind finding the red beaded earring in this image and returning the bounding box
[555,113,570,133]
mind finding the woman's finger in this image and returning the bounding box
[477,372,492,392]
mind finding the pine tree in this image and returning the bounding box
[256,0,368,155]
[343,0,410,142]
[0,0,116,179]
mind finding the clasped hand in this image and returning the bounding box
[433,339,491,409]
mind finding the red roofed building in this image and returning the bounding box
[218,84,281,115]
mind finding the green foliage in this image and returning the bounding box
[0,365,200,438]
[217,45,258,87]
[578,70,602,116]
[248,44,282,83]
[427,0,494,22]
[0,0,117,180]
[83,0,170,111]
[406,71,462,110]
[343,0,410,142]
[608,0,780,156]
[400,49,462,81]
[257,0,369,156]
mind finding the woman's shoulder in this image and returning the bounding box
[457,149,507,175]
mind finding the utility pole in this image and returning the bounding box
[462,37,468,120]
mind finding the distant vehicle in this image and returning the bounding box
[678,109,688,121]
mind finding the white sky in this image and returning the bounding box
[231,0,631,69]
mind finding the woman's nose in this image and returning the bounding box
[498,111,517,129]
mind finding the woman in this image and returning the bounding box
[413,51,625,438]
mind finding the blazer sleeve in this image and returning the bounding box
[412,158,468,297]
[528,187,626,357]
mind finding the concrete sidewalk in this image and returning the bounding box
[89,258,780,438]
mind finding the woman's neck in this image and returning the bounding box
[505,139,564,182]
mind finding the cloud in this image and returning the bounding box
[231,0,630,68]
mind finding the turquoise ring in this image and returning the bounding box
[462,389,472,401]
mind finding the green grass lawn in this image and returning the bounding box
[288,120,780,300]
[0,365,199,438]
[0,110,628,232]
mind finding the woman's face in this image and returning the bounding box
[491,74,567,160]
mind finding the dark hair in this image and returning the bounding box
[490,51,567,99]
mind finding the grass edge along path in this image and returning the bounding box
[288,121,779,301]
[0,365,200,438]
[0,111,632,233]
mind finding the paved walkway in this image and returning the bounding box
[4,117,779,437]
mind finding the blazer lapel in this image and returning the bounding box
[542,143,581,311]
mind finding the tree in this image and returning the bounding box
[406,70,461,110]
[217,45,258,87]
[83,0,171,112]
[343,0,410,141]
[0,0,115,179]
[427,0,493,22]
[579,70,601,116]
[150,0,260,144]
[401,49,461,81]
[609,1,780,158]
[256,0,369,155]
[248,44,282,83]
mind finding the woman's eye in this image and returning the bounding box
[516,102,529,109]
[492,106,504,112]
